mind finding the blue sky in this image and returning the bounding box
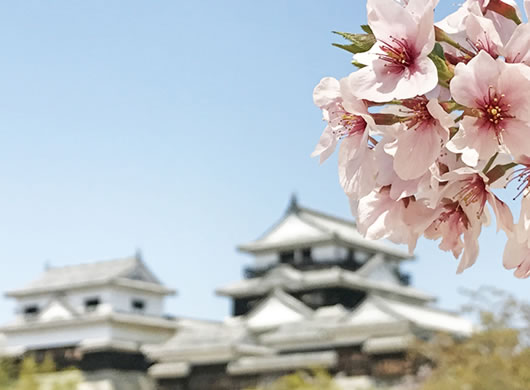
[0,0,526,323]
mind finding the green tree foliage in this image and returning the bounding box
[14,356,41,390]
[413,287,530,390]
[0,358,16,389]
[245,369,340,390]
[0,354,80,390]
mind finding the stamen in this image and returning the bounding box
[454,175,487,218]
[475,86,513,141]
[466,32,498,58]
[433,201,470,231]
[399,96,434,130]
[378,36,414,74]
[506,165,530,199]
[329,104,367,139]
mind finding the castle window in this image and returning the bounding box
[279,250,294,264]
[131,299,146,313]
[301,247,312,262]
[23,305,39,318]
[84,297,100,312]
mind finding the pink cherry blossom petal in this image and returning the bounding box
[450,51,500,108]
[486,192,513,233]
[500,118,530,160]
[503,23,530,65]
[311,126,338,164]
[497,62,530,120]
[456,227,481,273]
[391,123,442,180]
[313,77,341,107]
[446,117,499,167]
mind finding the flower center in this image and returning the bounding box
[400,97,433,129]
[379,37,414,74]
[467,34,498,58]
[330,104,367,138]
[454,175,487,217]
[433,201,471,231]
[477,86,513,139]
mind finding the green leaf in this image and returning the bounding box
[351,60,366,69]
[332,31,363,43]
[432,42,445,60]
[331,43,358,55]
[332,31,376,54]
[360,25,373,34]
[428,44,453,88]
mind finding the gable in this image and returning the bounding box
[260,214,328,245]
[246,292,312,331]
[122,262,161,284]
[347,299,399,326]
[39,300,76,322]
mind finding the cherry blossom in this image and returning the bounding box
[465,11,504,58]
[384,97,453,180]
[374,128,436,201]
[503,22,530,65]
[347,0,438,102]
[355,187,437,254]
[312,0,530,278]
[440,168,513,233]
[503,196,530,279]
[424,198,483,273]
[447,51,530,166]
[312,77,376,165]
[503,235,530,278]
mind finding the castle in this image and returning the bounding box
[0,196,472,390]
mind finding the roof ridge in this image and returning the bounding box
[297,206,356,227]
[45,255,137,271]
[296,212,335,236]
[5,254,165,298]
[374,294,463,317]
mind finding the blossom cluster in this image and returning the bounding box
[313,0,530,278]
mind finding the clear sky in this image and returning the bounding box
[0,0,527,324]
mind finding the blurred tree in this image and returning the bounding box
[411,286,530,390]
[0,354,79,390]
[15,356,40,390]
[0,358,16,389]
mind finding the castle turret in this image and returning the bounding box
[146,197,473,390]
[1,253,176,374]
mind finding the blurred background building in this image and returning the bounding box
[0,196,473,390]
